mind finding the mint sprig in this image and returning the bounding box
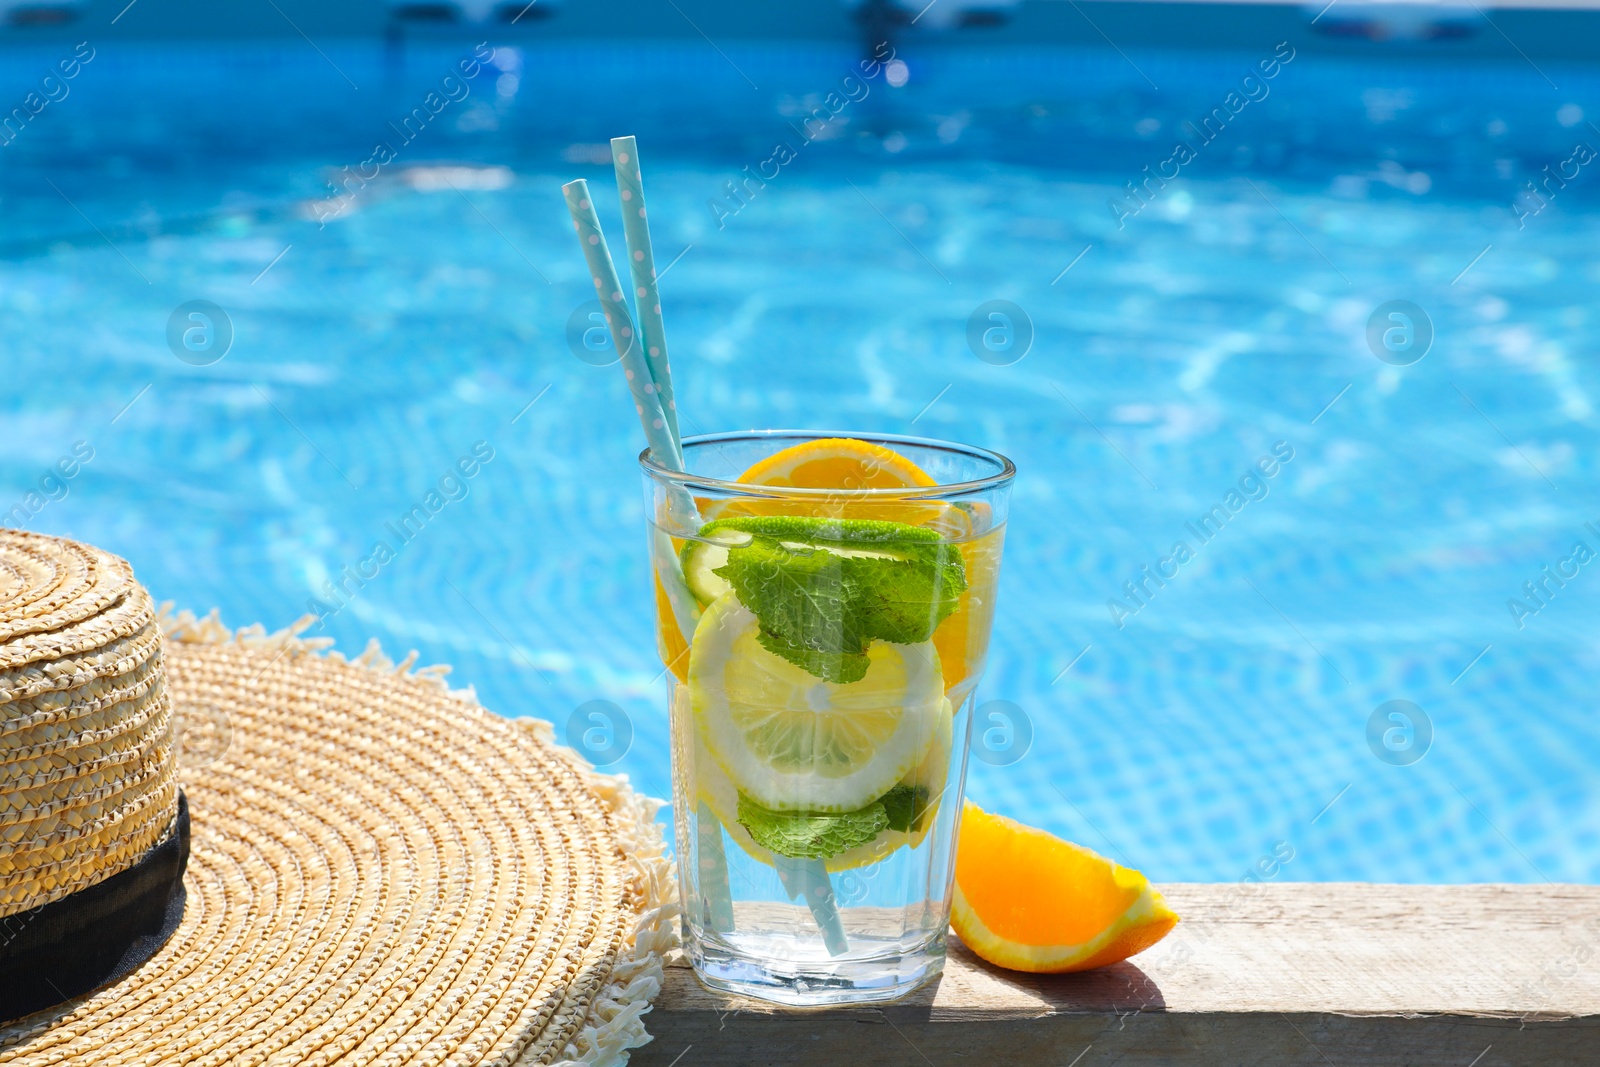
[737,793,888,859]
[705,516,967,684]
[737,782,937,859]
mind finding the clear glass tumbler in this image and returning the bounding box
[640,430,1013,1005]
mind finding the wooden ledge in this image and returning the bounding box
[633,884,1600,1066]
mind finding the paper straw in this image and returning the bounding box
[774,856,850,957]
[610,135,679,445]
[568,158,732,931]
[561,178,682,470]
[609,136,852,948]
[564,160,852,958]
[569,161,700,653]
[695,800,736,932]
[574,154,697,641]
[690,790,734,938]
[565,175,727,930]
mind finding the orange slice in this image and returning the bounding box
[708,437,943,526]
[932,524,1004,701]
[654,572,690,682]
[951,802,1178,973]
[738,437,940,491]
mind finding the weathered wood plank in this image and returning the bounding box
[633,884,1600,1066]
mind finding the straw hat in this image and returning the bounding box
[0,529,181,979]
[0,531,677,1065]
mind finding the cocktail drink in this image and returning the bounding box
[642,431,1013,1005]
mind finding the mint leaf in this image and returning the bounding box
[706,516,967,683]
[757,629,870,685]
[719,535,864,658]
[737,792,888,859]
[737,782,935,858]
[879,784,932,833]
[702,515,942,545]
[849,551,967,646]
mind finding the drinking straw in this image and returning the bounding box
[561,179,682,470]
[696,800,736,932]
[562,174,696,641]
[600,151,700,653]
[609,136,679,445]
[563,171,736,935]
[774,856,850,957]
[563,154,849,956]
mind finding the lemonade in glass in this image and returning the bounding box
[641,431,1013,1005]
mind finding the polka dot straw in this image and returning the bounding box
[609,136,679,446]
[560,178,681,470]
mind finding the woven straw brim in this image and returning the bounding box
[0,612,678,1066]
[1,530,177,918]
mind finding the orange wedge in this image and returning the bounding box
[951,802,1178,973]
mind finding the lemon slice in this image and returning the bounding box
[688,591,943,813]
[690,687,955,873]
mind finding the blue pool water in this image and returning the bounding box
[2,38,1596,884]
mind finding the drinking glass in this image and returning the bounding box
[640,430,1013,1006]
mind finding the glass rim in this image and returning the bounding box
[638,429,1016,500]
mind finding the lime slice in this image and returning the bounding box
[689,592,944,813]
[680,529,751,606]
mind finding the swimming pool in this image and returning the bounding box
[2,36,1595,884]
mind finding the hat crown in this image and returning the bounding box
[0,529,177,920]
